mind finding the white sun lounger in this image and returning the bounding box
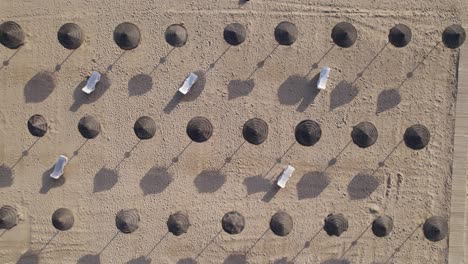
[178,72,198,95]
[50,155,68,179]
[317,67,330,90]
[277,165,295,188]
[82,71,101,94]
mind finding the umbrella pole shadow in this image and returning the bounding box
[245,228,269,255]
[37,230,59,255]
[372,139,403,176]
[351,42,389,85]
[167,141,193,170]
[149,48,175,75]
[0,46,23,70]
[0,229,7,239]
[114,140,142,170]
[219,141,246,171]
[322,139,352,174]
[68,139,89,163]
[105,50,126,73]
[383,223,422,264]
[54,49,76,72]
[11,137,41,170]
[306,44,336,77]
[290,228,322,262]
[245,44,279,80]
[264,141,296,180]
[195,229,222,261]
[339,223,372,259]
[145,231,169,259]
[204,46,231,75]
[98,231,120,255]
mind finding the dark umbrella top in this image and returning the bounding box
[113,22,141,50]
[270,211,293,237]
[324,213,348,237]
[0,205,17,230]
[404,124,430,150]
[167,212,190,236]
[388,24,412,48]
[274,21,298,46]
[243,118,268,145]
[52,208,74,231]
[351,122,378,148]
[222,211,245,235]
[223,23,247,46]
[28,114,48,137]
[78,115,101,139]
[295,120,321,146]
[423,216,447,242]
[442,24,466,49]
[186,117,213,143]
[134,116,156,140]
[372,215,393,237]
[58,23,84,50]
[331,22,357,48]
[116,209,140,234]
[165,24,188,47]
[0,21,25,49]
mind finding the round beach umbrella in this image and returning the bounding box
[222,211,245,235]
[52,208,74,231]
[442,24,466,49]
[58,23,84,49]
[324,213,348,237]
[78,115,101,139]
[403,124,430,150]
[116,209,140,234]
[134,116,156,140]
[372,215,393,237]
[388,24,412,48]
[295,120,321,146]
[243,118,268,145]
[270,211,293,237]
[167,212,190,236]
[165,24,188,47]
[423,216,447,242]
[28,114,48,137]
[0,21,25,49]
[351,122,378,148]
[274,21,298,46]
[113,22,141,50]
[223,23,247,46]
[0,205,18,230]
[331,22,357,48]
[186,117,213,143]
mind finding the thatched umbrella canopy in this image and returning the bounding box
[58,23,84,49]
[442,24,466,49]
[134,116,156,140]
[78,115,101,139]
[331,22,357,48]
[274,21,298,46]
[186,117,213,143]
[0,205,18,230]
[222,211,245,235]
[243,118,268,145]
[0,21,25,49]
[388,24,412,48]
[324,213,348,237]
[403,124,430,150]
[52,208,74,231]
[423,216,447,242]
[116,209,139,234]
[351,122,378,148]
[372,215,393,237]
[167,212,190,236]
[113,22,141,50]
[295,120,321,146]
[270,211,293,237]
[165,24,188,47]
[28,114,48,137]
[223,23,247,46]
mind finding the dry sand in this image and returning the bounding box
[0,0,467,263]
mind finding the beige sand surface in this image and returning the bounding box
[0,0,467,263]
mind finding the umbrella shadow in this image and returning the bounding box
[321,260,351,264]
[40,166,66,194]
[128,74,153,96]
[277,74,321,112]
[16,251,39,264]
[376,88,401,114]
[24,71,56,103]
[272,258,293,264]
[296,171,330,200]
[177,258,198,264]
[194,170,226,193]
[77,254,100,264]
[243,175,271,195]
[261,178,281,203]
[223,254,247,264]
[347,173,380,200]
[94,167,119,193]
[0,46,23,70]
[69,74,111,112]
[330,80,358,110]
[54,49,76,72]
[126,257,151,264]
[140,166,173,195]
[163,70,206,113]
[0,164,13,188]
[149,47,175,75]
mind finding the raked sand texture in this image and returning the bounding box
[0,1,467,264]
